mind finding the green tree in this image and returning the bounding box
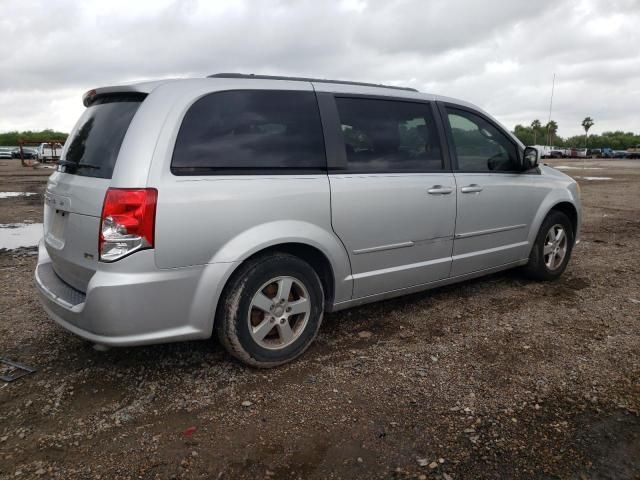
[581,117,594,148]
[512,120,640,150]
[0,129,68,146]
[545,120,558,146]
[513,124,534,145]
[564,130,640,150]
[531,119,542,144]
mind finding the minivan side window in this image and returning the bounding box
[171,90,326,174]
[335,97,443,173]
[446,108,519,172]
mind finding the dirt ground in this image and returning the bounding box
[0,158,639,479]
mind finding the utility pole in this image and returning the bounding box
[546,73,556,147]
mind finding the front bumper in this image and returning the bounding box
[34,241,233,346]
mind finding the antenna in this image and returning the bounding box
[546,73,556,146]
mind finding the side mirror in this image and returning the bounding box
[522,146,539,170]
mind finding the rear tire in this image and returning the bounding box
[523,210,574,281]
[216,253,324,368]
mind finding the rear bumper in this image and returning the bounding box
[34,241,235,346]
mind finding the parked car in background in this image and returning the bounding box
[35,142,65,162]
[570,148,588,158]
[627,145,640,159]
[35,73,581,367]
[532,145,565,159]
[613,150,628,158]
[587,148,602,158]
[0,147,13,159]
[600,147,614,158]
[11,147,39,159]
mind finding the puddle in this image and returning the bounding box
[554,165,602,170]
[0,223,43,250]
[0,192,37,199]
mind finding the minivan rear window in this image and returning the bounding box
[171,90,326,174]
[59,94,145,179]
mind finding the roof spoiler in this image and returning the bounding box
[82,83,156,107]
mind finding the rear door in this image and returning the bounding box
[44,94,145,291]
[322,94,456,299]
[441,104,550,276]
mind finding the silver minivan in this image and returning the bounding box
[35,73,581,367]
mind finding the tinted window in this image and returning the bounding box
[60,94,144,179]
[171,90,325,173]
[335,97,443,173]
[446,108,519,172]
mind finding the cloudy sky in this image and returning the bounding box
[1,0,639,138]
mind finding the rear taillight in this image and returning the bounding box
[99,188,157,262]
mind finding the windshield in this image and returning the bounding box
[59,94,145,179]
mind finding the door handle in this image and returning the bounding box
[461,184,483,193]
[427,185,453,195]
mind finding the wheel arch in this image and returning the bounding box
[549,201,578,237]
[235,242,337,307]
[527,189,581,254]
[207,220,351,302]
[208,241,341,337]
[195,221,352,337]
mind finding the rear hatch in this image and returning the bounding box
[44,93,146,291]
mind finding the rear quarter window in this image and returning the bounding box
[171,90,326,174]
[60,94,145,179]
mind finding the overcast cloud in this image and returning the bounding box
[1,0,639,137]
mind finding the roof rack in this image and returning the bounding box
[207,73,419,92]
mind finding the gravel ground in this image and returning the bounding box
[0,158,639,479]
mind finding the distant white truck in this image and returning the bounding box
[569,148,587,158]
[531,145,569,159]
[35,142,64,162]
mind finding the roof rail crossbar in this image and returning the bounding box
[207,73,418,92]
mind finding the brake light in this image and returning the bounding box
[99,188,157,262]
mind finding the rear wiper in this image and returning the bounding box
[57,160,78,172]
[56,160,100,170]
[77,163,101,170]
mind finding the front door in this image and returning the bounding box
[443,106,549,276]
[328,96,457,298]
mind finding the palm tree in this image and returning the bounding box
[582,117,594,148]
[546,120,558,146]
[531,119,541,144]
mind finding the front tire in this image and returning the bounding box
[216,253,324,367]
[523,210,574,281]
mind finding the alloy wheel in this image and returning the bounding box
[247,276,311,350]
[543,224,568,270]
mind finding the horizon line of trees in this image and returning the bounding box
[0,129,68,146]
[513,117,640,150]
